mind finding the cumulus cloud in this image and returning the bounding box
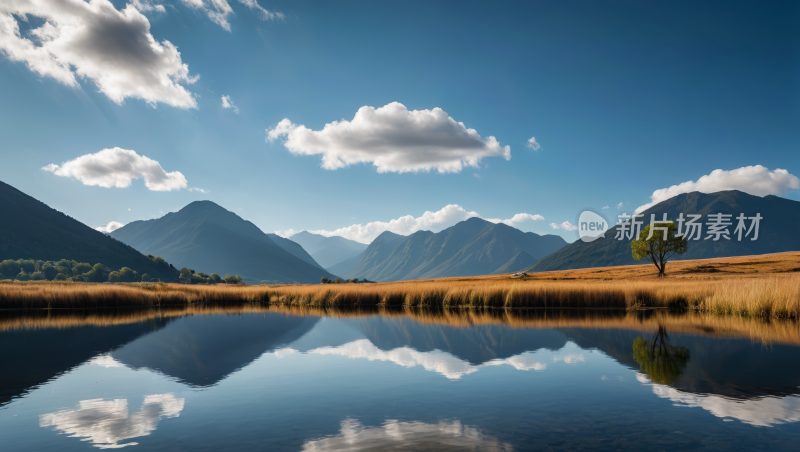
[43,147,188,191]
[40,394,185,449]
[181,0,284,31]
[302,418,511,452]
[277,204,544,243]
[95,221,125,234]
[266,102,511,174]
[221,94,239,113]
[526,136,541,150]
[635,165,800,214]
[0,0,199,108]
[636,373,800,427]
[549,221,578,231]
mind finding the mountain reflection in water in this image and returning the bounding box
[2,307,800,451]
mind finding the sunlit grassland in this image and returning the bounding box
[1,252,798,319]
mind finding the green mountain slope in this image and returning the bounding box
[0,181,177,280]
[526,190,800,272]
[340,218,568,281]
[111,201,336,284]
[289,231,368,268]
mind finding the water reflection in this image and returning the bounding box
[302,418,512,452]
[305,339,548,379]
[632,326,690,385]
[39,394,185,449]
[637,373,800,427]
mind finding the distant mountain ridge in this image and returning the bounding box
[526,190,800,273]
[0,180,177,280]
[289,231,368,268]
[111,201,336,284]
[331,218,568,281]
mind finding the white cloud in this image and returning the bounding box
[267,102,511,174]
[302,418,511,452]
[549,221,578,231]
[616,202,624,209]
[131,0,166,13]
[0,0,198,108]
[602,205,609,209]
[189,187,209,194]
[636,373,800,427]
[635,165,800,214]
[473,173,481,180]
[89,353,125,368]
[40,394,185,449]
[287,204,543,243]
[43,147,188,191]
[181,0,284,32]
[95,221,125,233]
[221,94,239,113]
[526,136,541,150]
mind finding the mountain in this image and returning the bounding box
[336,218,568,281]
[110,201,337,284]
[0,180,177,280]
[265,233,323,269]
[526,190,800,272]
[289,231,368,268]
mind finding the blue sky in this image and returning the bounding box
[1,0,798,243]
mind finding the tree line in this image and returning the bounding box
[178,267,243,285]
[0,255,242,284]
[320,276,364,284]
[0,257,167,282]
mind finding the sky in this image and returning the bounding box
[1,0,798,243]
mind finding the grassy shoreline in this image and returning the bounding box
[1,252,798,319]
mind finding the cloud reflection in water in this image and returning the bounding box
[636,373,800,427]
[302,418,512,451]
[40,394,185,449]
[305,339,547,379]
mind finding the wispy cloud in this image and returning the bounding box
[221,95,239,113]
[549,221,578,231]
[95,221,125,233]
[526,136,541,150]
[180,0,284,32]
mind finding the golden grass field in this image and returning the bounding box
[1,252,798,318]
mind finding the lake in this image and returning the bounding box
[1,307,799,451]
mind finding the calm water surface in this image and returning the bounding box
[1,309,799,451]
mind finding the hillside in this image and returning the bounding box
[336,218,567,281]
[289,231,368,268]
[111,201,336,284]
[526,190,800,273]
[0,181,177,280]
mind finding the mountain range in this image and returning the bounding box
[0,181,177,280]
[328,217,568,281]
[288,231,368,268]
[526,190,800,273]
[110,201,336,284]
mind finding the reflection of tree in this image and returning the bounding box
[633,325,690,385]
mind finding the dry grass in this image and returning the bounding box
[1,252,799,319]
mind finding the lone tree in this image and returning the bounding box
[631,223,688,277]
[320,276,330,284]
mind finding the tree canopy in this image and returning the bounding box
[631,223,688,277]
